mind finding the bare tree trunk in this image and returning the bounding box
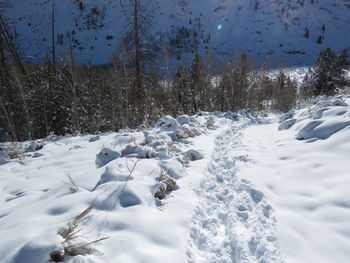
[133,0,144,111]
[51,0,56,70]
[12,68,32,139]
[0,14,31,140]
[0,14,27,76]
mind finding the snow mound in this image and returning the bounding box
[279,111,294,123]
[10,233,62,263]
[160,159,186,179]
[94,166,132,189]
[280,97,350,141]
[278,118,296,130]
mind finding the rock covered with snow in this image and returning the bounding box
[184,149,204,161]
[155,116,181,131]
[176,115,190,125]
[95,148,120,168]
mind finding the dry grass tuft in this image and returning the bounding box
[6,143,23,159]
[50,206,109,262]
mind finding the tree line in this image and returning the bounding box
[0,4,349,142]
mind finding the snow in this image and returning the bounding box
[1,96,350,263]
[3,0,350,66]
[187,115,283,263]
[238,95,350,263]
[0,113,220,263]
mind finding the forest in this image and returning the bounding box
[0,0,349,142]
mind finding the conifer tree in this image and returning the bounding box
[312,47,348,95]
[189,53,208,112]
[172,66,191,113]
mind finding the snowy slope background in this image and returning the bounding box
[2,0,350,67]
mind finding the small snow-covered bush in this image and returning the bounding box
[154,179,177,200]
[153,169,177,200]
[175,124,196,139]
[206,116,216,129]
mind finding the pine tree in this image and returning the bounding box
[273,70,297,111]
[189,53,208,112]
[172,66,191,113]
[334,49,349,88]
[312,47,348,96]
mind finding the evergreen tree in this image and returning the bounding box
[273,70,297,111]
[312,47,348,96]
[334,49,349,88]
[189,53,208,112]
[172,66,191,113]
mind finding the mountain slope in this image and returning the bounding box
[2,0,350,67]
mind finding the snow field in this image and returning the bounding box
[1,94,350,263]
[239,95,350,263]
[0,114,219,263]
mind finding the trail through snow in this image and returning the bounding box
[187,116,283,263]
[1,95,350,263]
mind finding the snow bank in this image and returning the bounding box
[278,96,350,140]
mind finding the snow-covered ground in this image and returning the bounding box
[239,96,350,263]
[1,95,350,263]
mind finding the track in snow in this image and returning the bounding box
[187,118,283,263]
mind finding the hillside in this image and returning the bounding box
[2,0,350,67]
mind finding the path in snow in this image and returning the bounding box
[187,118,283,263]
